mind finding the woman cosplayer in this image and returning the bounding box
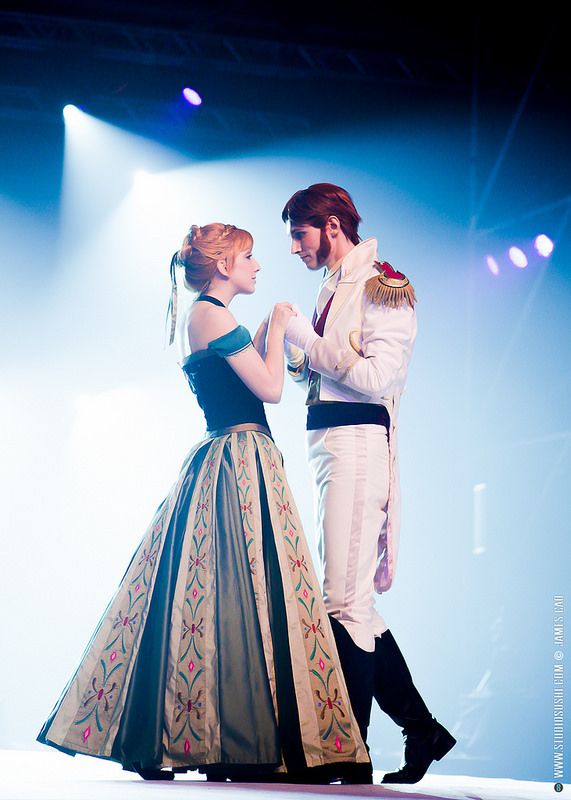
[37,223,370,784]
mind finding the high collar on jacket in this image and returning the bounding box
[337,238,378,283]
[323,238,379,330]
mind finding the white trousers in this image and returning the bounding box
[307,424,390,653]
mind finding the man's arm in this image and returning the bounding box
[285,342,310,387]
[285,299,416,397]
[309,301,416,397]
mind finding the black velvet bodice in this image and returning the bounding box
[181,296,269,433]
[182,352,269,432]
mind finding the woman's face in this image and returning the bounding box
[229,247,261,294]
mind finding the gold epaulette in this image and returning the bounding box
[364,260,416,309]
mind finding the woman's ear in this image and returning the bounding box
[215,258,229,277]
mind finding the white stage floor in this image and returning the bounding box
[0,750,562,800]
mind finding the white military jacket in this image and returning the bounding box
[290,237,417,593]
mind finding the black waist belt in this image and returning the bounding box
[306,402,390,431]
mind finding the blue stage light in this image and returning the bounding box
[534,234,554,257]
[182,87,202,106]
[508,246,528,269]
[63,104,81,121]
[486,255,500,276]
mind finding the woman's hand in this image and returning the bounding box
[223,303,296,404]
[269,302,296,335]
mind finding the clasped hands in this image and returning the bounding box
[256,303,319,361]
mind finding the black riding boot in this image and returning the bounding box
[374,629,456,784]
[328,615,374,784]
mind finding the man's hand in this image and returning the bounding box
[285,307,319,354]
[285,340,305,369]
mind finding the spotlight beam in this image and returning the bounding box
[475,194,571,237]
[472,31,553,227]
[522,437,571,541]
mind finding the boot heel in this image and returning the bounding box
[433,725,456,761]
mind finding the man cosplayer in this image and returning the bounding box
[282,183,455,784]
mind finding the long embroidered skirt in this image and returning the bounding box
[37,429,369,779]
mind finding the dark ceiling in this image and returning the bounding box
[1,1,569,154]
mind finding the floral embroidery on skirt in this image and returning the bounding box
[38,431,368,776]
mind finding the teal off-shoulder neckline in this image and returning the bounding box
[181,325,252,369]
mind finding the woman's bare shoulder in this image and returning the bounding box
[187,301,239,352]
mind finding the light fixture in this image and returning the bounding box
[486,255,500,276]
[508,246,528,269]
[534,234,554,258]
[182,87,202,106]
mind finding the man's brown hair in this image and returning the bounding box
[281,183,362,245]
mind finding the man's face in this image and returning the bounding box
[288,223,331,270]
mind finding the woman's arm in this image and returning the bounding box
[228,303,293,403]
[252,313,270,357]
[190,304,294,403]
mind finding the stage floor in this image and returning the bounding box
[0,750,561,800]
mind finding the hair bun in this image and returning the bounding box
[176,225,202,268]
